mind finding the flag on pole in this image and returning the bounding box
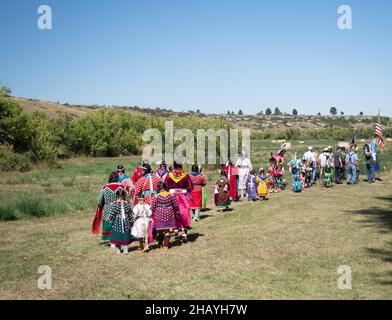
[375,111,385,151]
[351,135,356,147]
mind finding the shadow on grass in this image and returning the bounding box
[348,195,392,286]
[199,214,212,220]
[170,232,205,248]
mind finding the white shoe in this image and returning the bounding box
[110,244,116,249]
[116,248,121,255]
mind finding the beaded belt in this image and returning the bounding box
[170,189,187,194]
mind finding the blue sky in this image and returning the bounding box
[0,0,391,115]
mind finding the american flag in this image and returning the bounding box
[375,112,385,150]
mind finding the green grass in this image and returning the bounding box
[0,142,391,299]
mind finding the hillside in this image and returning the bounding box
[12,96,391,132]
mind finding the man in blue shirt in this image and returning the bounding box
[345,145,359,185]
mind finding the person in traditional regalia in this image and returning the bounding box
[116,164,130,183]
[200,166,208,210]
[151,182,181,251]
[164,161,193,243]
[133,164,161,205]
[155,161,169,181]
[256,168,269,200]
[235,151,253,199]
[275,163,286,191]
[214,170,231,212]
[131,160,149,184]
[92,171,128,245]
[131,196,152,253]
[105,189,134,254]
[267,157,278,193]
[189,164,207,221]
[224,160,239,201]
[120,176,135,203]
[245,170,258,201]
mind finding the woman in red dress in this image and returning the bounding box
[189,164,207,222]
[224,160,239,201]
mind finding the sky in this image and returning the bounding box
[0,0,391,116]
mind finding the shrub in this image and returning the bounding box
[0,144,31,171]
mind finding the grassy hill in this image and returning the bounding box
[12,96,392,132]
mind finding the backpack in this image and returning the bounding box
[347,152,356,166]
[334,152,341,167]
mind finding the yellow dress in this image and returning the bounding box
[256,176,269,197]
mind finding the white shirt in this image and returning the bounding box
[304,151,315,162]
[319,153,327,167]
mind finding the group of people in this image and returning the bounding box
[287,139,380,192]
[91,139,381,254]
[91,152,262,254]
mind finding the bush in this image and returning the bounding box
[0,144,31,171]
[0,196,70,220]
[0,203,22,221]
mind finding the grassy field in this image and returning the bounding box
[0,140,391,299]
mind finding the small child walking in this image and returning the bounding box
[214,170,231,212]
[131,196,152,253]
[105,189,134,255]
[246,170,258,201]
[256,168,269,200]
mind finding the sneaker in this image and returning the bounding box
[116,248,121,255]
[110,243,116,248]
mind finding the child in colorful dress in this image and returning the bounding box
[105,189,134,255]
[189,164,207,221]
[288,153,302,192]
[131,196,152,253]
[275,164,285,191]
[245,169,258,201]
[267,158,278,193]
[301,158,312,188]
[150,182,181,251]
[214,170,231,212]
[256,168,269,200]
[92,171,128,246]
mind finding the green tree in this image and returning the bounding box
[0,82,12,97]
[292,108,298,116]
[274,107,281,115]
[0,97,32,152]
[330,107,337,116]
[359,111,364,116]
[265,108,272,116]
[238,109,243,115]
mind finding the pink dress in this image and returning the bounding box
[164,171,193,229]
